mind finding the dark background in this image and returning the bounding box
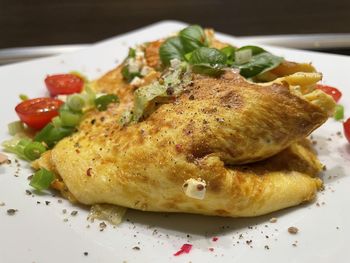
[0,0,350,49]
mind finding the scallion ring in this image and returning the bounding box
[23,141,46,161]
[29,168,55,191]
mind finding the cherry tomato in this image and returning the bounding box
[316,84,342,102]
[45,74,84,97]
[15,98,64,130]
[344,118,350,143]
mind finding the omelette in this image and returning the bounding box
[33,27,336,217]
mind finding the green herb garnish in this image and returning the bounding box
[29,168,55,191]
[189,47,227,76]
[95,94,119,111]
[334,104,344,120]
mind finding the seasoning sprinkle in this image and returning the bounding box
[7,209,17,215]
[84,252,89,256]
[71,210,78,216]
[132,246,140,250]
[86,168,92,177]
[25,190,32,195]
[288,226,299,234]
[269,217,277,223]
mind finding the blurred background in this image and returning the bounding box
[0,0,349,63]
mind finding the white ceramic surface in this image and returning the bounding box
[0,21,349,263]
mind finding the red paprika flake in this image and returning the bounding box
[212,237,219,242]
[173,244,193,256]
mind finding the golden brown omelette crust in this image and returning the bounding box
[33,70,326,217]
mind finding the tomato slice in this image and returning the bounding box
[344,118,350,143]
[15,98,64,130]
[316,84,342,102]
[45,74,84,97]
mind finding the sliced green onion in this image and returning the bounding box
[2,137,31,160]
[23,141,46,161]
[235,49,252,65]
[83,85,96,107]
[60,110,82,127]
[34,123,75,148]
[8,121,25,136]
[29,168,55,191]
[19,94,29,101]
[67,94,85,112]
[95,94,119,111]
[334,104,344,120]
[52,116,62,128]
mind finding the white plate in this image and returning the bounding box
[0,21,349,263]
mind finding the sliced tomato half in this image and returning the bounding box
[15,97,64,129]
[344,118,350,143]
[45,74,84,97]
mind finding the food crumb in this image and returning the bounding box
[83,252,88,256]
[45,201,50,206]
[63,218,68,222]
[269,217,277,223]
[71,210,78,216]
[264,245,270,250]
[58,199,63,203]
[25,190,32,195]
[209,248,214,252]
[288,226,299,234]
[62,209,67,214]
[132,246,140,250]
[99,222,107,230]
[0,202,5,206]
[7,209,17,215]
[212,237,219,242]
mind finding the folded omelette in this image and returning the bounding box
[33,28,335,217]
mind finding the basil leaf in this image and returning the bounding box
[179,25,208,53]
[220,45,236,66]
[159,36,186,66]
[189,47,227,66]
[235,52,283,78]
[189,47,227,76]
[191,64,225,76]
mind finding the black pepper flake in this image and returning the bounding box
[84,252,89,256]
[45,201,50,206]
[264,245,270,250]
[189,94,195,100]
[91,119,96,125]
[197,184,204,191]
[71,210,78,216]
[25,190,32,195]
[166,87,174,95]
[7,209,17,215]
[99,222,107,229]
[132,246,140,250]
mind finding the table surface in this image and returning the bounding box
[1,0,350,49]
